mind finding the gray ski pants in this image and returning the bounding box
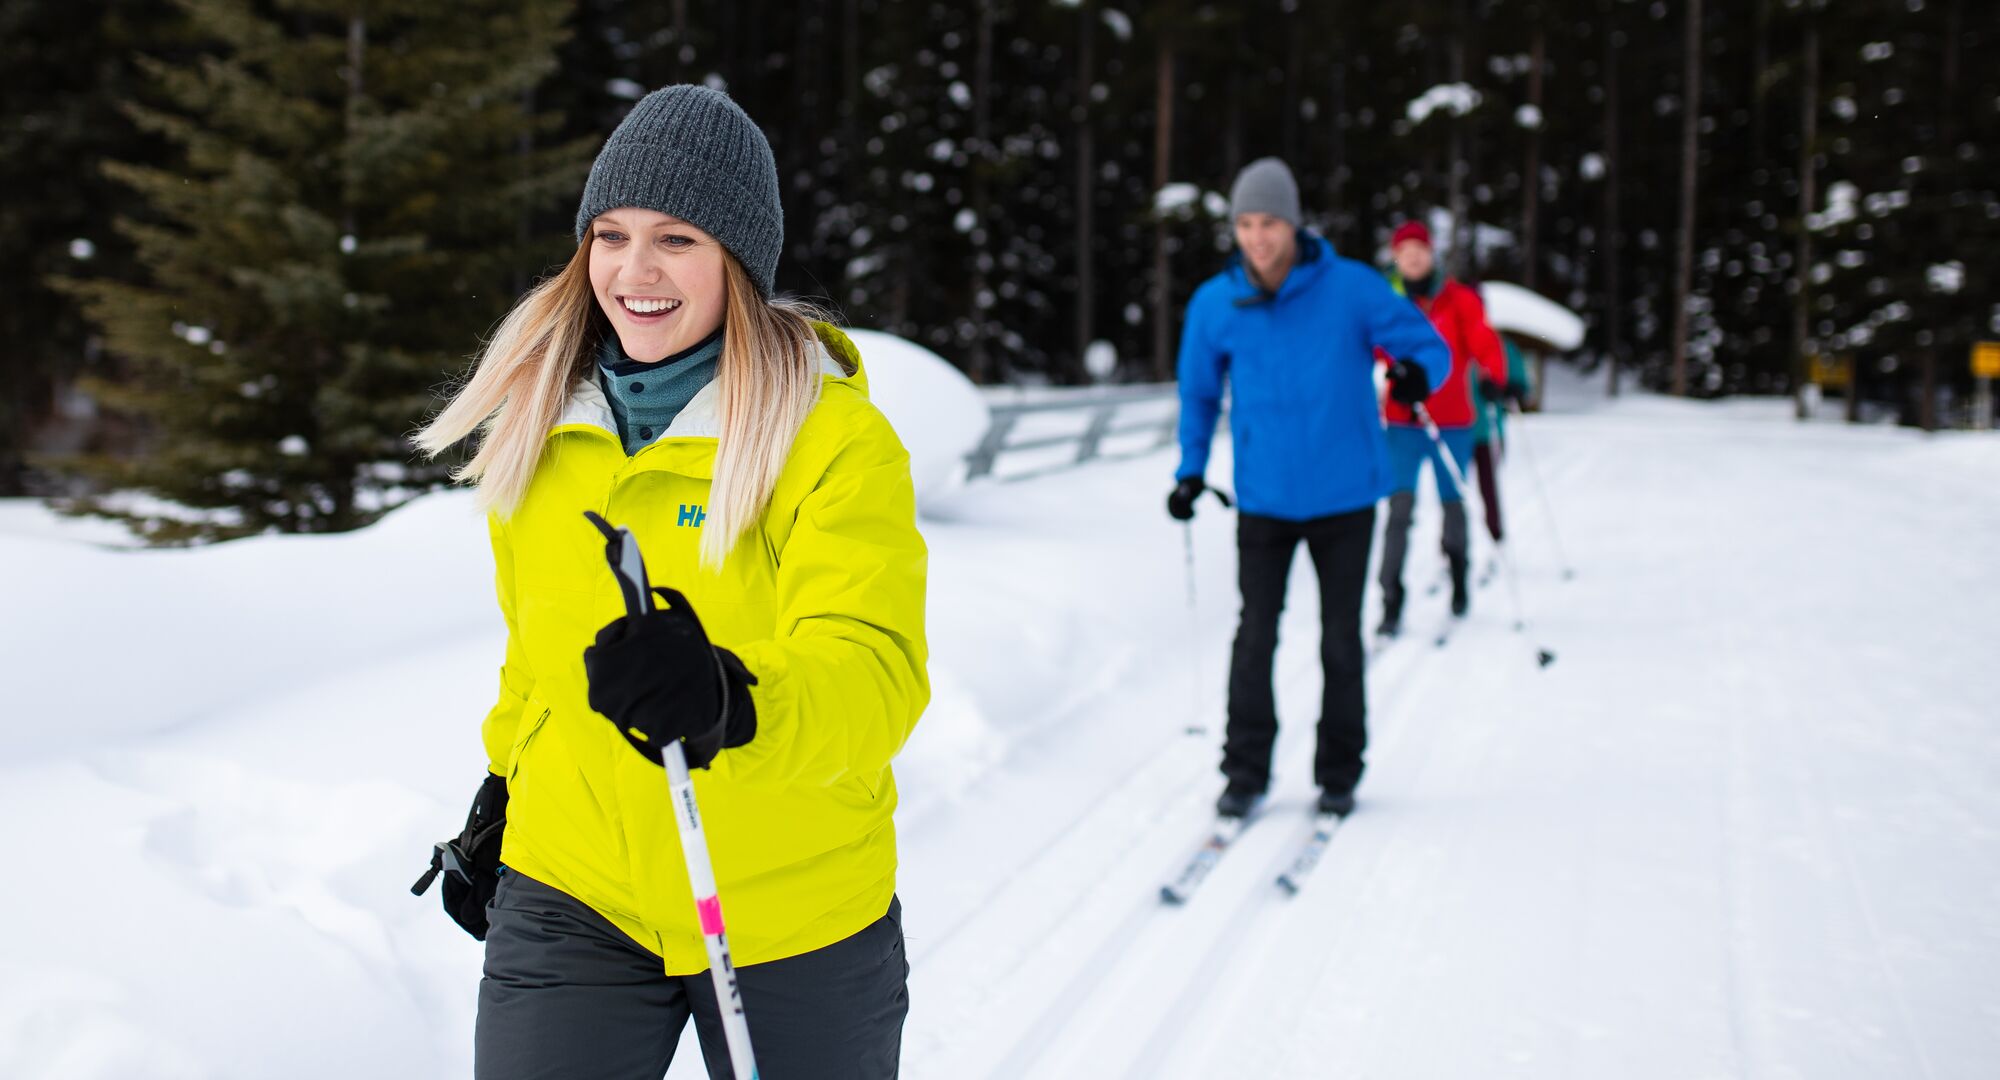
[475,868,908,1080]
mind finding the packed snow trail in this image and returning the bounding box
[4,371,1998,1079]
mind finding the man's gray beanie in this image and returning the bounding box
[1228,157,1302,226]
[575,85,784,296]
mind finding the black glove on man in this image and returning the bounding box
[1387,359,1432,406]
[583,586,758,769]
[411,771,509,940]
[1166,475,1206,521]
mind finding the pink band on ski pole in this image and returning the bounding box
[697,896,726,935]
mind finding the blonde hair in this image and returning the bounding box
[416,239,827,570]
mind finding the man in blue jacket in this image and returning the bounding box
[1168,157,1450,820]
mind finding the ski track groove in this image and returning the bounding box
[973,645,1336,1078]
[913,455,1534,1077]
[1789,683,1942,1080]
[1188,626,1486,1079]
[1002,611,1447,1078]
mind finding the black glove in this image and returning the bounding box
[1478,376,1529,410]
[411,771,509,940]
[583,586,757,768]
[1167,476,1206,521]
[1387,359,1432,406]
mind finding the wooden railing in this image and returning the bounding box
[966,383,1186,482]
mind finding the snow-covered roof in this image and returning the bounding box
[1479,281,1585,351]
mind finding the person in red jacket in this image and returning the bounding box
[1377,220,1509,635]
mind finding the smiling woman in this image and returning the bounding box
[409,84,927,1080]
[589,209,727,362]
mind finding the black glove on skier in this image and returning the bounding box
[583,586,758,768]
[1387,359,1432,406]
[1478,376,1529,411]
[1166,476,1207,521]
[411,771,509,940]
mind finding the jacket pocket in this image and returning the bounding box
[507,702,553,781]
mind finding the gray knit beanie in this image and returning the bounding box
[575,85,784,296]
[1228,157,1302,226]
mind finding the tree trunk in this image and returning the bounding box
[672,0,689,81]
[1603,5,1623,399]
[1447,20,1469,277]
[968,0,995,382]
[1329,49,1348,245]
[1522,20,1545,290]
[1282,22,1303,164]
[1669,0,1703,397]
[1073,0,1096,383]
[1792,18,1818,421]
[1152,34,1175,382]
[1224,66,1242,182]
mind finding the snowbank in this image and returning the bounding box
[1479,280,1585,351]
[844,329,990,508]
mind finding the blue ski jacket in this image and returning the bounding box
[1175,234,1452,521]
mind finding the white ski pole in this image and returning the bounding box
[1412,405,1556,668]
[585,511,760,1080]
[1182,522,1206,736]
[1177,486,1233,735]
[1506,402,1576,580]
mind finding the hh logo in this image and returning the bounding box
[677,503,707,528]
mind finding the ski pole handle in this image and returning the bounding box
[583,512,760,1080]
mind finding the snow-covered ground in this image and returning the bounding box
[4,367,1997,1078]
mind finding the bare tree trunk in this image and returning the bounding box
[1152,34,1176,382]
[1224,66,1242,182]
[1751,0,1770,163]
[968,0,995,382]
[1073,0,1096,383]
[1920,349,1938,431]
[1792,18,1818,421]
[672,0,690,81]
[1522,19,1545,290]
[1669,0,1703,397]
[1603,3,1623,399]
[1329,48,1348,244]
[1282,23,1303,165]
[1447,21,1469,277]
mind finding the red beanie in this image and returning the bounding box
[1391,220,1432,250]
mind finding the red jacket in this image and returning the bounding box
[1379,277,1507,429]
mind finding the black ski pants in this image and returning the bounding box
[1473,440,1504,543]
[1223,506,1375,797]
[475,868,908,1080]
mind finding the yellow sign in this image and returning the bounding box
[1808,354,1851,390]
[1975,341,2000,379]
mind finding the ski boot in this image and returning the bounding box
[1377,583,1405,638]
[1215,786,1263,820]
[1316,789,1357,818]
[1449,555,1471,617]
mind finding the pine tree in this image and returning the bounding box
[58,0,587,543]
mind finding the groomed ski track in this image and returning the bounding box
[873,378,2000,1079]
[887,437,1586,1077]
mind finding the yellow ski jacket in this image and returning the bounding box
[481,323,929,972]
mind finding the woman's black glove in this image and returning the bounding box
[583,586,758,768]
[411,771,509,940]
[1387,359,1433,406]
